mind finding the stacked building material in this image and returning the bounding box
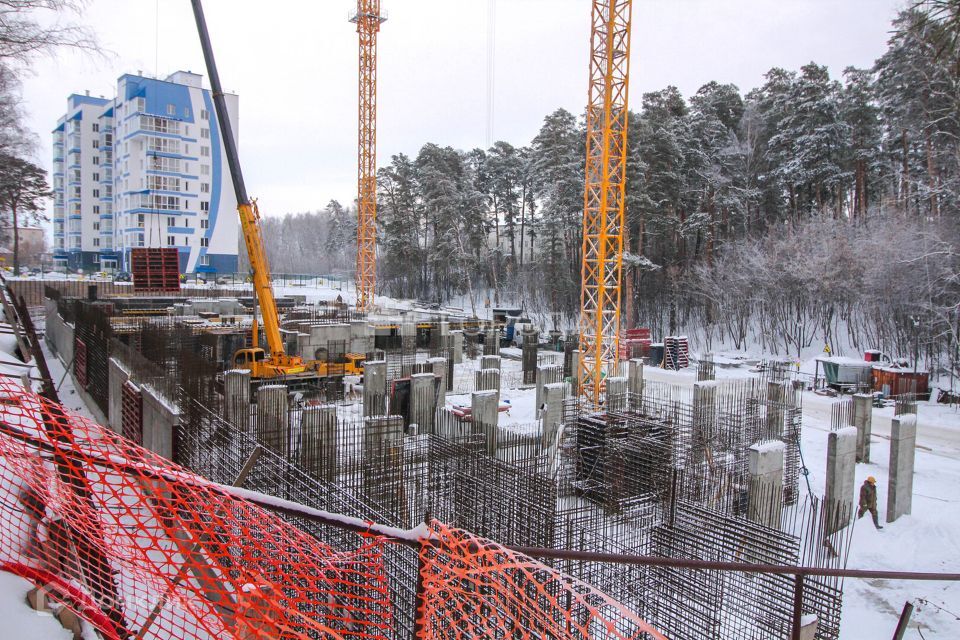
[663,336,689,370]
[131,248,180,292]
[621,327,651,359]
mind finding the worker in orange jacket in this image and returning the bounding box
[857,476,883,530]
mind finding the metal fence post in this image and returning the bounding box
[791,573,805,640]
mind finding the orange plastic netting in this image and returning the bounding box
[416,522,666,640]
[0,377,392,640]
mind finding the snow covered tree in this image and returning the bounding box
[0,154,49,275]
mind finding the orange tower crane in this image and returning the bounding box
[578,0,633,406]
[352,1,386,312]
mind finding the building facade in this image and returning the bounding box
[52,71,239,274]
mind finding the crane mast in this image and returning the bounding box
[190,0,300,373]
[352,1,386,312]
[578,0,633,406]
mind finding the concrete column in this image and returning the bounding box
[480,355,501,371]
[256,385,290,458]
[363,360,387,417]
[693,381,718,459]
[438,321,450,338]
[853,393,873,463]
[300,405,337,481]
[451,330,464,364]
[108,358,130,434]
[825,426,858,534]
[410,373,437,435]
[748,440,785,529]
[571,349,582,396]
[535,364,563,418]
[483,328,500,356]
[522,330,539,385]
[475,368,501,392]
[400,322,416,377]
[141,386,178,460]
[766,380,786,438]
[471,390,499,457]
[427,357,448,406]
[349,320,373,355]
[363,415,404,460]
[542,382,566,470]
[224,369,251,430]
[606,376,628,413]
[887,414,917,523]
[628,358,644,411]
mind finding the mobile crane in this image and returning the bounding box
[190,0,343,383]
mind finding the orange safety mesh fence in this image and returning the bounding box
[0,377,392,640]
[416,521,667,640]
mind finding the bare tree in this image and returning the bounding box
[0,1,98,68]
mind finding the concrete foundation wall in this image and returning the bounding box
[628,359,644,410]
[141,386,178,460]
[44,300,74,365]
[107,357,130,434]
[887,414,917,523]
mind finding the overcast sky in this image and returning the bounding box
[23,0,906,218]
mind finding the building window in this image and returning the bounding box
[183,107,190,117]
[201,128,210,139]
[93,222,100,231]
[92,139,99,149]
[93,189,99,198]
[200,255,210,266]
[201,165,210,176]
[137,98,145,112]
[92,123,99,133]
[167,216,176,227]
[93,205,100,215]
[200,237,209,248]
[93,156,100,165]
[200,219,209,229]
[201,109,209,120]
[92,172,99,182]
[200,146,210,157]
[138,233,144,247]
[200,201,209,212]
[167,235,175,246]
[137,214,145,228]
[93,238,100,247]
[167,104,175,115]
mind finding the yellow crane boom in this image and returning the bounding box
[190,0,305,377]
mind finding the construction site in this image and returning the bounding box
[0,1,957,639]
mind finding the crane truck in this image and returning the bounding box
[190,0,364,388]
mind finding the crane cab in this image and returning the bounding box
[233,347,267,371]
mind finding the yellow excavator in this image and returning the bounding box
[191,0,364,384]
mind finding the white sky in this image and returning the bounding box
[22,0,906,218]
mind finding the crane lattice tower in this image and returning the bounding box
[352,1,386,312]
[578,0,633,406]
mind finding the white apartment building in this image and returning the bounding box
[53,71,239,274]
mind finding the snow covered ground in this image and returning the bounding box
[547,362,960,637]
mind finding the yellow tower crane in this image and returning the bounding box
[578,0,633,407]
[352,1,386,312]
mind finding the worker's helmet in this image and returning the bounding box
[866,476,876,484]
